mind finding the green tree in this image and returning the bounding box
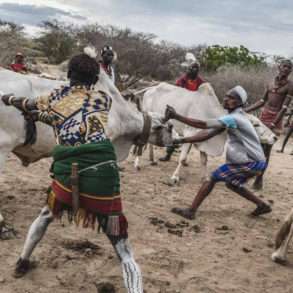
[199,45,266,72]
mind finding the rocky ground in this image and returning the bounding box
[0,142,293,293]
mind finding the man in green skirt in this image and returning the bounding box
[2,48,143,292]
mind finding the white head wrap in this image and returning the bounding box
[227,85,247,104]
[181,52,200,68]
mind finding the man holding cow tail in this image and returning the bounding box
[159,58,206,162]
[1,48,143,293]
[164,86,272,220]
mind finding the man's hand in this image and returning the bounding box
[165,105,177,121]
[1,93,14,106]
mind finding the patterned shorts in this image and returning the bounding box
[211,161,267,187]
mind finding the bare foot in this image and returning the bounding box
[171,207,195,220]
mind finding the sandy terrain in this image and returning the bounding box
[0,142,293,293]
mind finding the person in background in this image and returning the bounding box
[10,52,28,74]
[245,59,293,189]
[159,59,206,162]
[100,45,116,84]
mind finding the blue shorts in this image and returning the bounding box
[211,161,267,187]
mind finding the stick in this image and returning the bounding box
[71,163,79,216]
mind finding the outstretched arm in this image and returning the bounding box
[165,105,208,129]
[174,128,225,144]
[1,94,38,112]
[245,90,268,113]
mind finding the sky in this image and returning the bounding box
[0,0,293,57]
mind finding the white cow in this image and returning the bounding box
[0,68,173,237]
[135,82,227,184]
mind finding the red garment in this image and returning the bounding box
[260,107,282,135]
[10,63,27,73]
[176,74,205,91]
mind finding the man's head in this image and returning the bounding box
[186,62,200,79]
[67,47,100,87]
[101,45,114,66]
[278,59,292,78]
[223,85,247,111]
[15,52,24,64]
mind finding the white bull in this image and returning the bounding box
[135,82,227,184]
[0,68,173,237]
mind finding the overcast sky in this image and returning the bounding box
[0,0,293,57]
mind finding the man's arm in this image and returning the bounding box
[175,128,225,144]
[1,94,38,112]
[244,90,268,113]
[165,105,208,129]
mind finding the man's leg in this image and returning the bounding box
[253,144,272,190]
[159,146,175,162]
[14,206,54,278]
[278,127,293,153]
[172,179,216,220]
[225,183,271,216]
[107,235,143,293]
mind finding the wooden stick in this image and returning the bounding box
[71,163,79,216]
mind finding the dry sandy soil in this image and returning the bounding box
[0,142,293,293]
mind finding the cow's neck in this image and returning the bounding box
[97,70,144,139]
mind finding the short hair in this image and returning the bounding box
[67,53,99,86]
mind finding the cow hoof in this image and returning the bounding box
[135,165,141,171]
[0,223,17,240]
[168,177,180,186]
[271,252,287,265]
[181,160,189,167]
[150,161,158,166]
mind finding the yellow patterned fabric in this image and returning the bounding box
[36,86,112,146]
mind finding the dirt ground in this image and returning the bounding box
[0,141,293,293]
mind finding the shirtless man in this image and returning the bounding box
[245,59,293,189]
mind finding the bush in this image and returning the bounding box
[204,65,275,106]
[199,45,266,72]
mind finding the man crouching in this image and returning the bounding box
[165,85,272,220]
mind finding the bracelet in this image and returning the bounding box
[8,95,15,105]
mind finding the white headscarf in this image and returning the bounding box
[181,52,200,68]
[227,85,247,104]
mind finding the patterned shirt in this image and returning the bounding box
[36,86,112,146]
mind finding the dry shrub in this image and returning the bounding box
[205,65,276,105]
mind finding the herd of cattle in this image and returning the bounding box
[0,67,292,266]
